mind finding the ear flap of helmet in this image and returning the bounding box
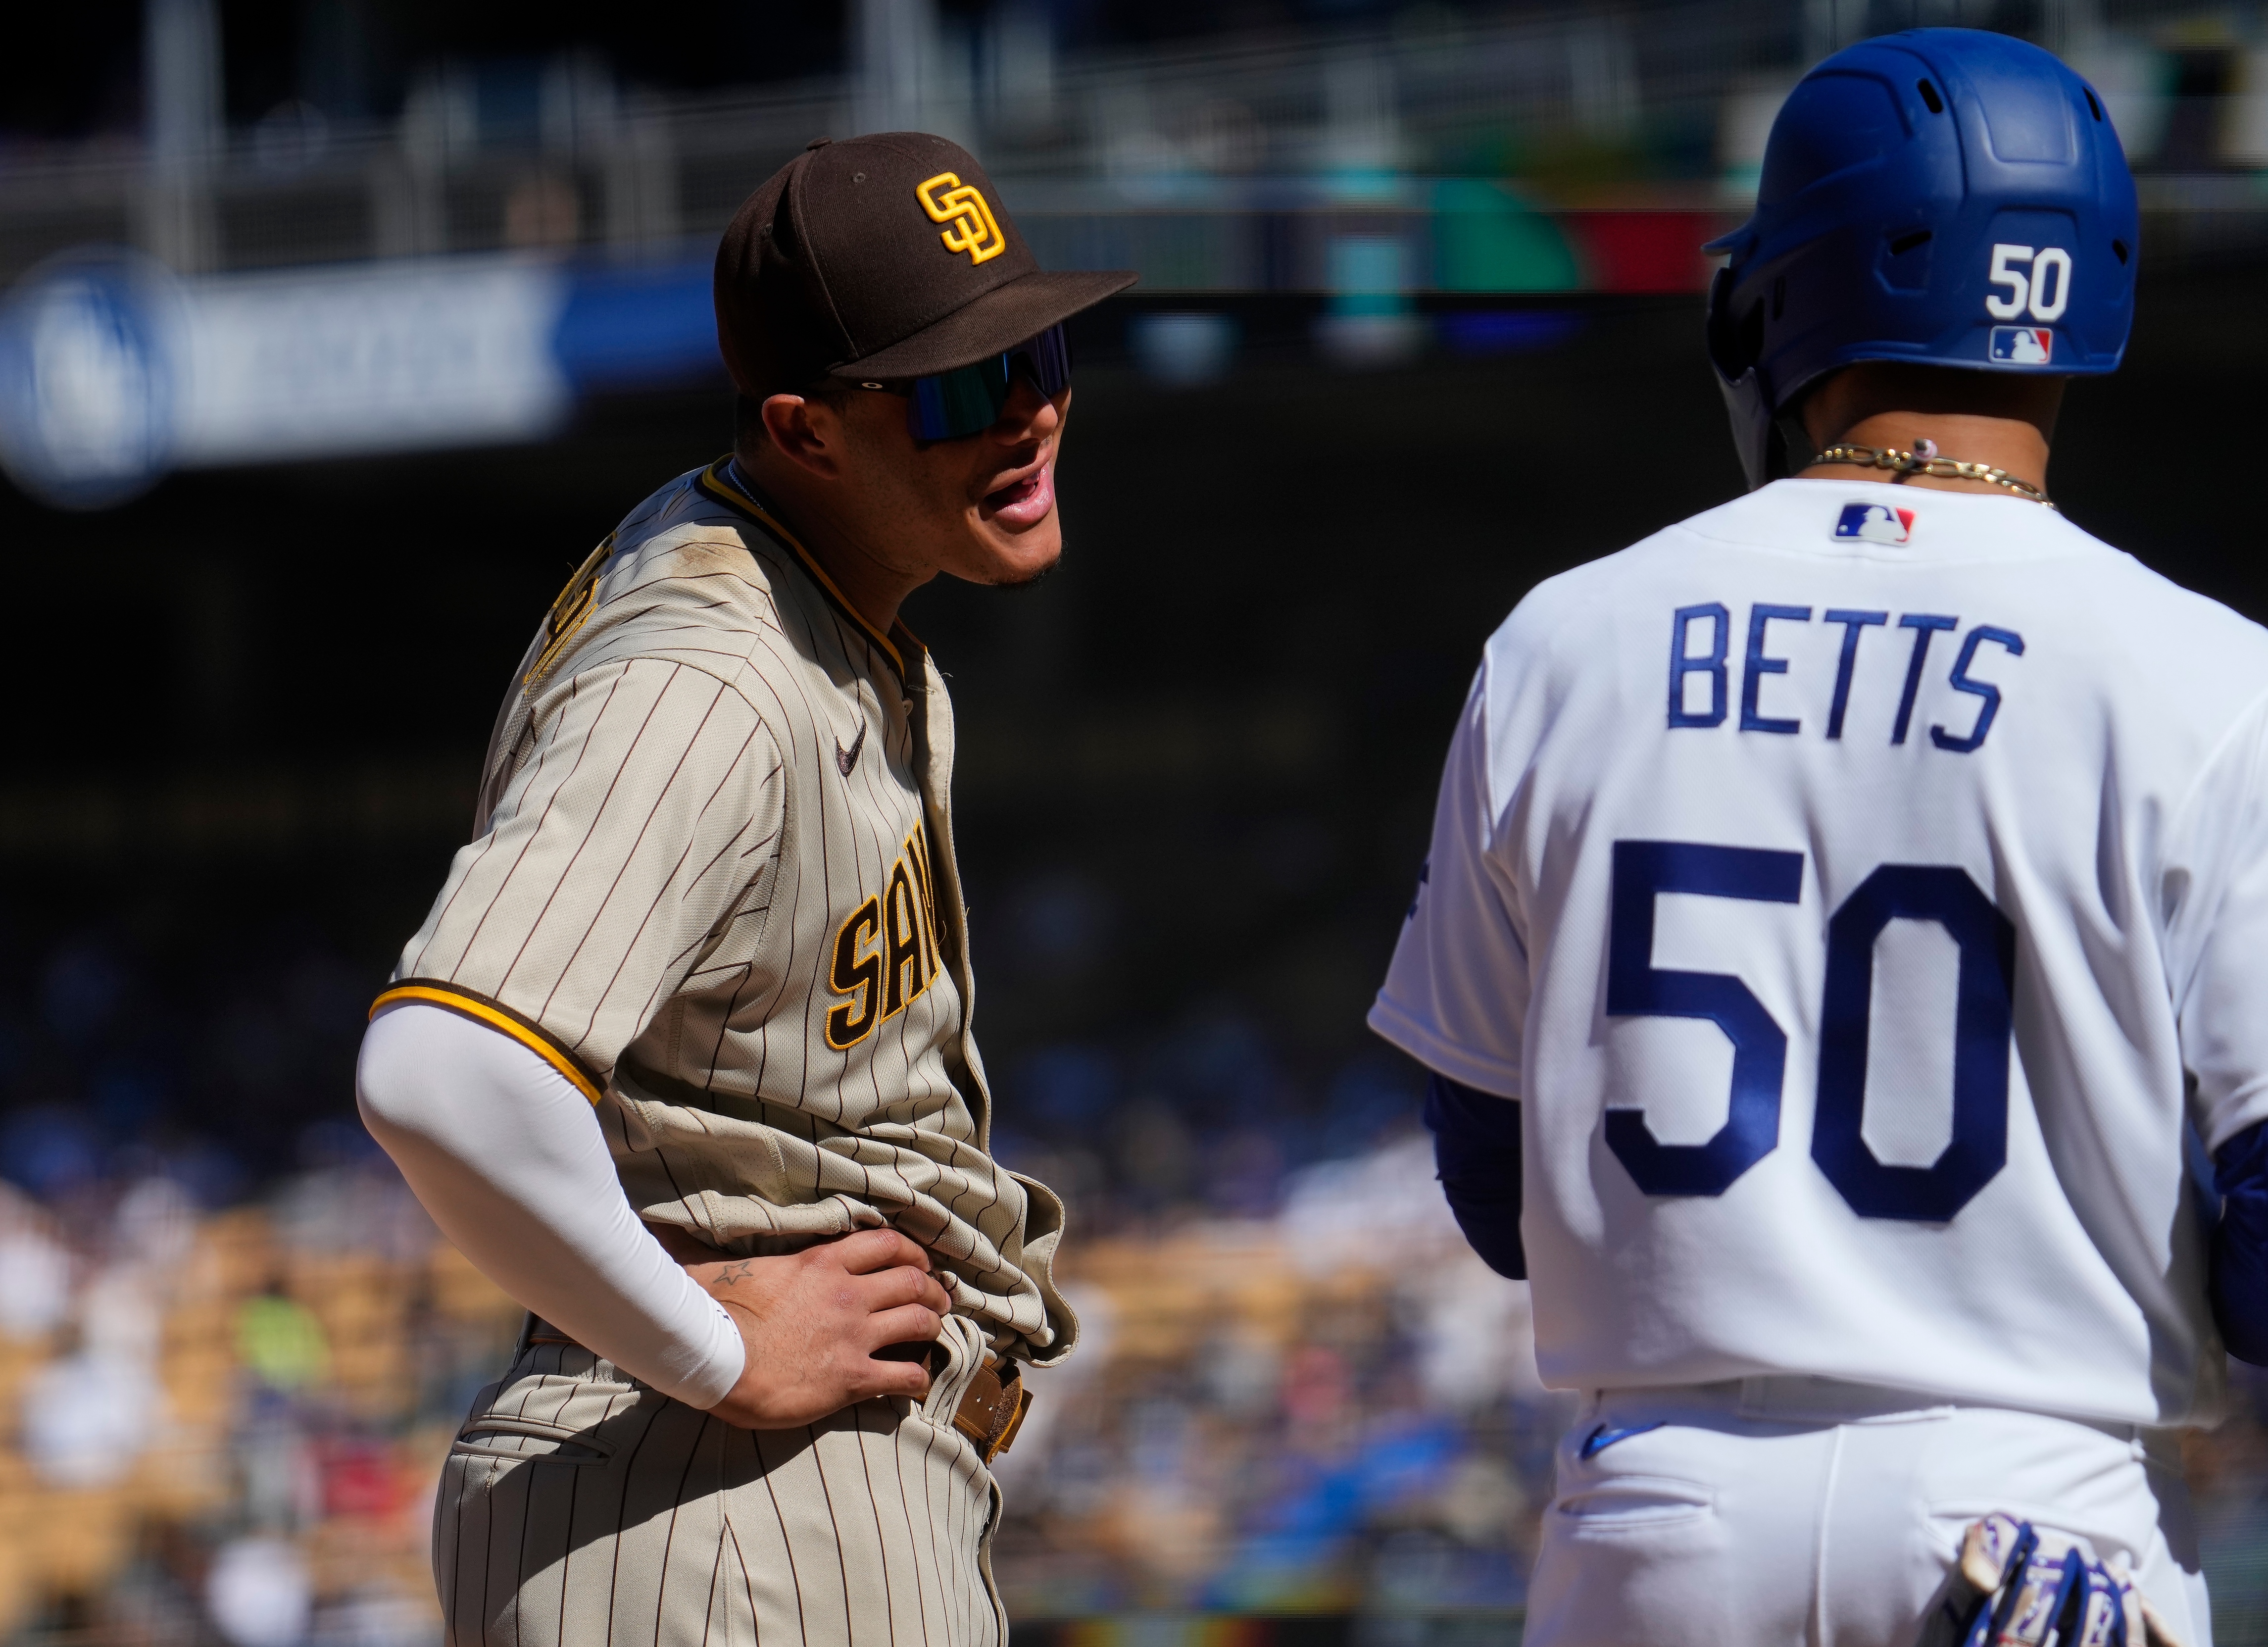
[1771,412,1814,479]
[1714,365,1775,492]
[1707,265,1776,491]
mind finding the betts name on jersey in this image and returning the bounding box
[1372,478,2268,1427]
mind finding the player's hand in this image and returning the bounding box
[670,1229,953,1430]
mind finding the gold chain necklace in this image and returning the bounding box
[1809,440,2054,508]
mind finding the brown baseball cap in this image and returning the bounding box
[714,132,1135,399]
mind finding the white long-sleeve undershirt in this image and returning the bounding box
[355,1002,746,1409]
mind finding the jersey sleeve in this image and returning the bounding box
[2168,689,2268,1151]
[387,657,786,1090]
[1368,665,1532,1098]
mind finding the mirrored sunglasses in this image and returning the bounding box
[878,324,1073,442]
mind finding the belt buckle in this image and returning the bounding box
[951,1356,1033,1464]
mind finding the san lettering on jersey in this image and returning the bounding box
[827,826,944,1049]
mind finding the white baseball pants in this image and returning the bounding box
[1523,1375,2211,1647]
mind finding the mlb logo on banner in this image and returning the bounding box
[1990,326,2054,364]
[1834,503,1915,544]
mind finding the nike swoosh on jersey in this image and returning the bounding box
[1580,1421,1666,1459]
[837,720,867,776]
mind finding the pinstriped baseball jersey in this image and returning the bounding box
[380,457,1072,1367]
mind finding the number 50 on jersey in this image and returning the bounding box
[1608,840,2016,1224]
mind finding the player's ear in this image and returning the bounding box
[758,393,846,480]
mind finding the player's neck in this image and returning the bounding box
[1794,362,2062,500]
[734,452,923,636]
[1797,410,2052,499]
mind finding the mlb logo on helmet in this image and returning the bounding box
[1834,502,1915,544]
[1990,326,2054,364]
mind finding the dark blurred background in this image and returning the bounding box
[0,276,2259,1207]
[4,0,2268,1642]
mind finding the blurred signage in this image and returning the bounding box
[176,260,572,468]
[0,202,1716,510]
[0,254,183,510]
[0,248,723,510]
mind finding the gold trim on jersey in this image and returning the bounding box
[696,460,926,683]
[369,981,606,1107]
[524,533,617,693]
[823,826,942,1051]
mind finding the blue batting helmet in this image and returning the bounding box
[1704,28,2139,489]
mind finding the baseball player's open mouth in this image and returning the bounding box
[982,461,1054,528]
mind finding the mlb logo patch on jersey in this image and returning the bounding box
[1833,502,1915,545]
[1989,325,2054,364]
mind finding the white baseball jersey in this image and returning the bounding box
[1372,477,2268,1428]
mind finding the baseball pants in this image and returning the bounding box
[1523,1374,2210,1647]
[432,1313,1005,1647]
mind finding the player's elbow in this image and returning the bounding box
[2218,1299,2268,1367]
[355,1005,448,1153]
[2213,1240,2268,1366]
[1441,1180,1528,1280]
[2212,1118,2268,1365]
[1424,1071,1528,1280]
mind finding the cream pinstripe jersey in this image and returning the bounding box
[380,458,1072,1366]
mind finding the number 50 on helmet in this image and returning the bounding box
[1704,28,2140,489]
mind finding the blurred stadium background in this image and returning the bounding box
[4,0,2268,1643]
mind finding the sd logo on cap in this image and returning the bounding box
[713,132,1134,401]
[916,173,1006,266]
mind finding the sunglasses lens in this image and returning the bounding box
[908,355,1010,441]
[1012,324,1073,397]
[903,325,1073,440]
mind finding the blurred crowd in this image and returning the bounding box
[0,1144,518,1647]
[4,913,2268,1641]
[0,913,514,1645]
[0,1090,1548,1645]
[991,1136,1570,1629]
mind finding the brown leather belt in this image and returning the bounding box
[950,1353,1032,1463]
[524,1321,1032,1464]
